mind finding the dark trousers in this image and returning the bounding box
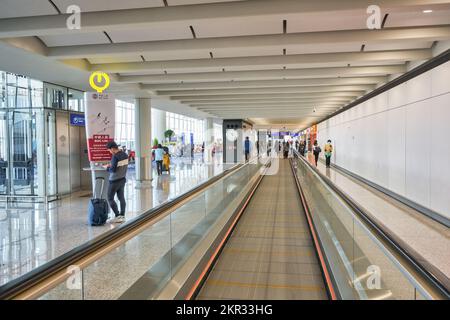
[245,151,250,162]
[156,160,163,175]
[314,153,319,166]
[107,178,126,217]
[325,155,331,167]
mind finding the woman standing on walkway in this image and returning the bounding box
[313,140,321,166]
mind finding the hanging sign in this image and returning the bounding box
[85,92,115,162]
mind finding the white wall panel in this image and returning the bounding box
[405,100,430,207]
[317,61,450,218]
[388,83,407,109]
[386,107,406,195]
[430,93,450,219]
[404,72,432,105]
[372,112,389,186]
[431,61,450,97]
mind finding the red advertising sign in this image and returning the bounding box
[85,92,115,162]
[87,134,114,161]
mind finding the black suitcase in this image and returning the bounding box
[87,177,109,226]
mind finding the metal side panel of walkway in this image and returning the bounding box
[196,159,328,300]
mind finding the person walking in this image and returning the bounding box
[324,139,333,168]
[155,144,164,176]
[283,141,289,159]
[105,141,129,223]
[244,136,251,162]
[312,140,321,167]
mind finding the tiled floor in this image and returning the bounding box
[306,153,450,281]
[197,159,328,300]
[0,154,230,286]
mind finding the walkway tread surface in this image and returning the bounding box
[197,160,327,300]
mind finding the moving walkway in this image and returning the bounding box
[0,153,448,300]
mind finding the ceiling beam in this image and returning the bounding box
[45,26,450,59]
[182,98,352,105]
[194,104,341,109]
[192,103,343,108]
[156,85,374,96]
[171,92,362,100]
[207,112,329,117]
[2,0,448,38]
[122,65,405,83]
[141,76,387,91]
[91,50,431,73]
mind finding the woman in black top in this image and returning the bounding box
[312,140,321,166]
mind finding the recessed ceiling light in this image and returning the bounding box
[423,9,433,13]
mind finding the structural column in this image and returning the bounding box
[135,98,152,187]
[204,117,214,163]
[151,108,166,145]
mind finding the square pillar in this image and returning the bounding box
[135,98,152,187]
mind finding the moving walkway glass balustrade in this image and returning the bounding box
[38,161,263,300]
[291,155,432,300]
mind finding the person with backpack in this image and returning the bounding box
[312,140,321,167]
[324,139,333,168]
[104,141,129,223]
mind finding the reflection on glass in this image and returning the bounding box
[293,157,431,300]
[0,111,7,194]
[11,111,36,195]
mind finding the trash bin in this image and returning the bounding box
[83,164,110,203]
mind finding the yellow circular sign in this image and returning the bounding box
[89,71,110,93]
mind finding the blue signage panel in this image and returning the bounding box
[70,113,85,126]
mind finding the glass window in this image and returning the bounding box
[30,80,43,108]
[44,83,67,110]
[115,99,135,150]
[68,88,84,111]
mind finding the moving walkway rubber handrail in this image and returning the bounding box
[0,163,242,300]
[294,152,450,299]
[288,158,338,300]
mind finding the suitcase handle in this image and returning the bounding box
[94,177,105,199]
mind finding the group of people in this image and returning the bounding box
[312,139,333,168]
[293,138,334,168]
[103,137,334,224]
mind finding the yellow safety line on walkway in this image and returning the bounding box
[222,248,313,256]
[234,226,309,232]
[205,279,325,292]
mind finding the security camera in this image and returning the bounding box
[313,107,317,113]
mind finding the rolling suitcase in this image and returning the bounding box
[87,177,109,226]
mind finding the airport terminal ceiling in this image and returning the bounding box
[1,0,450,129]
[1,0,450,310]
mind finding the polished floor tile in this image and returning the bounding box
[0,155,230,286]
